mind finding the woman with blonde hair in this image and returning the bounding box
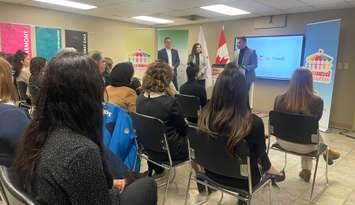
[0,57,29,166]
[274,68,340,182]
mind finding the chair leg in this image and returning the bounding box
[162,168,173,205]
[269,180,272,205]
[217,192,224,205]
[184,170,193,205]
[310,156,320,201]
[267,136,271,154]
[325,149,329,185]
[283,152,288,170]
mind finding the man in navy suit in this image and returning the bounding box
[235,36,258,109]
[158,37,180,90]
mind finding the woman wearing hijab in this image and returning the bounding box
[106,62,137,112]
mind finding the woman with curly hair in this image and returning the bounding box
[136,62,188,176]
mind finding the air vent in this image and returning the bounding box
[178,15,207,21]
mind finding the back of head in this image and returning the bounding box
[88,50,103,65]
[130,77,142,89]
[224,62,240,71]
[142,62,172,93]
[284,68,314,113]
[15,51,105,178]
[30,57,46,75]
[110,62,134,87]
[186,64,199,81]
[13,50,28,79]
[199,68,252,153]
[0,57,17,103]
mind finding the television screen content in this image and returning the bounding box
[235,35,304,80]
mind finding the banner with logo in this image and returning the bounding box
[65,30,88,54]
[128,49,152,70]
[303,19,341,131]
[36,27,62,60]
[157,30,189,87]
[0,23,32,57]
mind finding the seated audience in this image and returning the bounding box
[14,52,157,205]
[180,64,207,107]
[136,62,189,176]
[106,62,137,112]
[0,57,29,167]
[198,68,284,202]
[273,68,340,182]
[12,50,31,102]
[28,57,46,104]
[130,77,143,95]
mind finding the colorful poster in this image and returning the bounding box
[36,27,62,60]
[0,23,32,57]
[128,49,152,70]
[65,30,88,54]
[157,30,189,87]
[303,19,341,131]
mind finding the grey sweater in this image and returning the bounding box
[30,128,120,205]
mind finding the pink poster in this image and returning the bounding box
[0,23,32,57]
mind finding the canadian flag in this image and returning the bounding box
[215,26,230,64]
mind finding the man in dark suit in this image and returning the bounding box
[158,37,180,90]
[235,36,258,108]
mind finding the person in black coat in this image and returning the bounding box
[198,68,284,204]
[14,51,157,205]
[157,37,180,90]
[180,64,207,108]
[137,61,187,175]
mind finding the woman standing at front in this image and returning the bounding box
[188,43,208,88]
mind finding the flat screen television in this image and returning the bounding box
[235,35,304,80]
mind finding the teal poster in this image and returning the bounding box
[36,27,62,60]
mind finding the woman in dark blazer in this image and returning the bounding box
[14,51,157,205]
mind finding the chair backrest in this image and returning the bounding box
[130,112,167,153]
[0,166,36,205]
[187,126,250,180]
[269,111,319,145]
[175,94,200,121]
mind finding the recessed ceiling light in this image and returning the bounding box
[200,4,250,16]
[132,16,174,24]
[33,0,97,10]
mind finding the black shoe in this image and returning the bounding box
[268,170,286,183]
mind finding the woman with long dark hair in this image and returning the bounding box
[198,68,284,202]
[14,52,157,205]
[274,68,340,182]
[187,43,208,88]
[28,57,46,105]
[12,50,30,101]
[106,62,137,112]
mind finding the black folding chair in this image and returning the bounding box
[175,94,201,124]
[185,126,272,205]
[130,112,190,205]
[268,111,329,200]
[0,166,36,205]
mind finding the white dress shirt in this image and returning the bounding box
[166,48,172,67]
